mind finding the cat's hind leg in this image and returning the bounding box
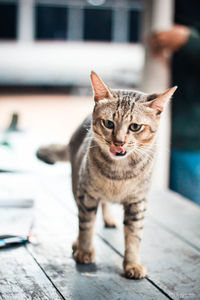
[101,202,117,228]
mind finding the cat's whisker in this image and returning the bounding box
[140,143,171,155]
[134,147,154,161]
[138,147,155,155]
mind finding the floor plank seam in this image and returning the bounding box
[149,216,200,253]
[25,245,66,300]
[97,233,174,300]
[97,233,123,258]
[145,277,174,300]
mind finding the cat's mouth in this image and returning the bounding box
[116,151,127,157]
[109,145,127,157]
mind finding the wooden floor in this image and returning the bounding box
[1,159,200,300]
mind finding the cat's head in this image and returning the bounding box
[91,71,177,159]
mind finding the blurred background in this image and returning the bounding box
[0,0,143,141]
[0,0,200,205]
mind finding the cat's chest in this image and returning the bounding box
[93,176,137,203]
[83,153,151,203]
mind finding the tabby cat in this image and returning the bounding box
[37,71,177,279]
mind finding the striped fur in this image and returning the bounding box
[37,72,177,279]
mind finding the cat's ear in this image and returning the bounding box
[90,71,112,102]
[147,86,177,114]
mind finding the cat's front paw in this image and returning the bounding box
[72,241,95,264]
[124,263,147,279]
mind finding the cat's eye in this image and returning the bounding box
[103,120,114,129]
[129,123,142,132]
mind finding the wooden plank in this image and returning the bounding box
[39,167,200,299]
[26,179,168,300]
[3,169,200,299]
[96,208,200,300]
[148,189,200,251]
[0,246,62,300]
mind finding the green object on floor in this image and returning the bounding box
[1,141,10,147]
[0,113,21,148]
[6,113,20,132]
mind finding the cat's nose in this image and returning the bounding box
[114,140,125,146]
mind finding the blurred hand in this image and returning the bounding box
[148,24,190,56]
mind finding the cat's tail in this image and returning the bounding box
[36,144,69,165]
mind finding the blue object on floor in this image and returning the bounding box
[170,150,200,205]
[0,235,28,248]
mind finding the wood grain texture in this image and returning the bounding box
[0,246,62,300]
[96,209,200,300]
[148,189,200,251]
